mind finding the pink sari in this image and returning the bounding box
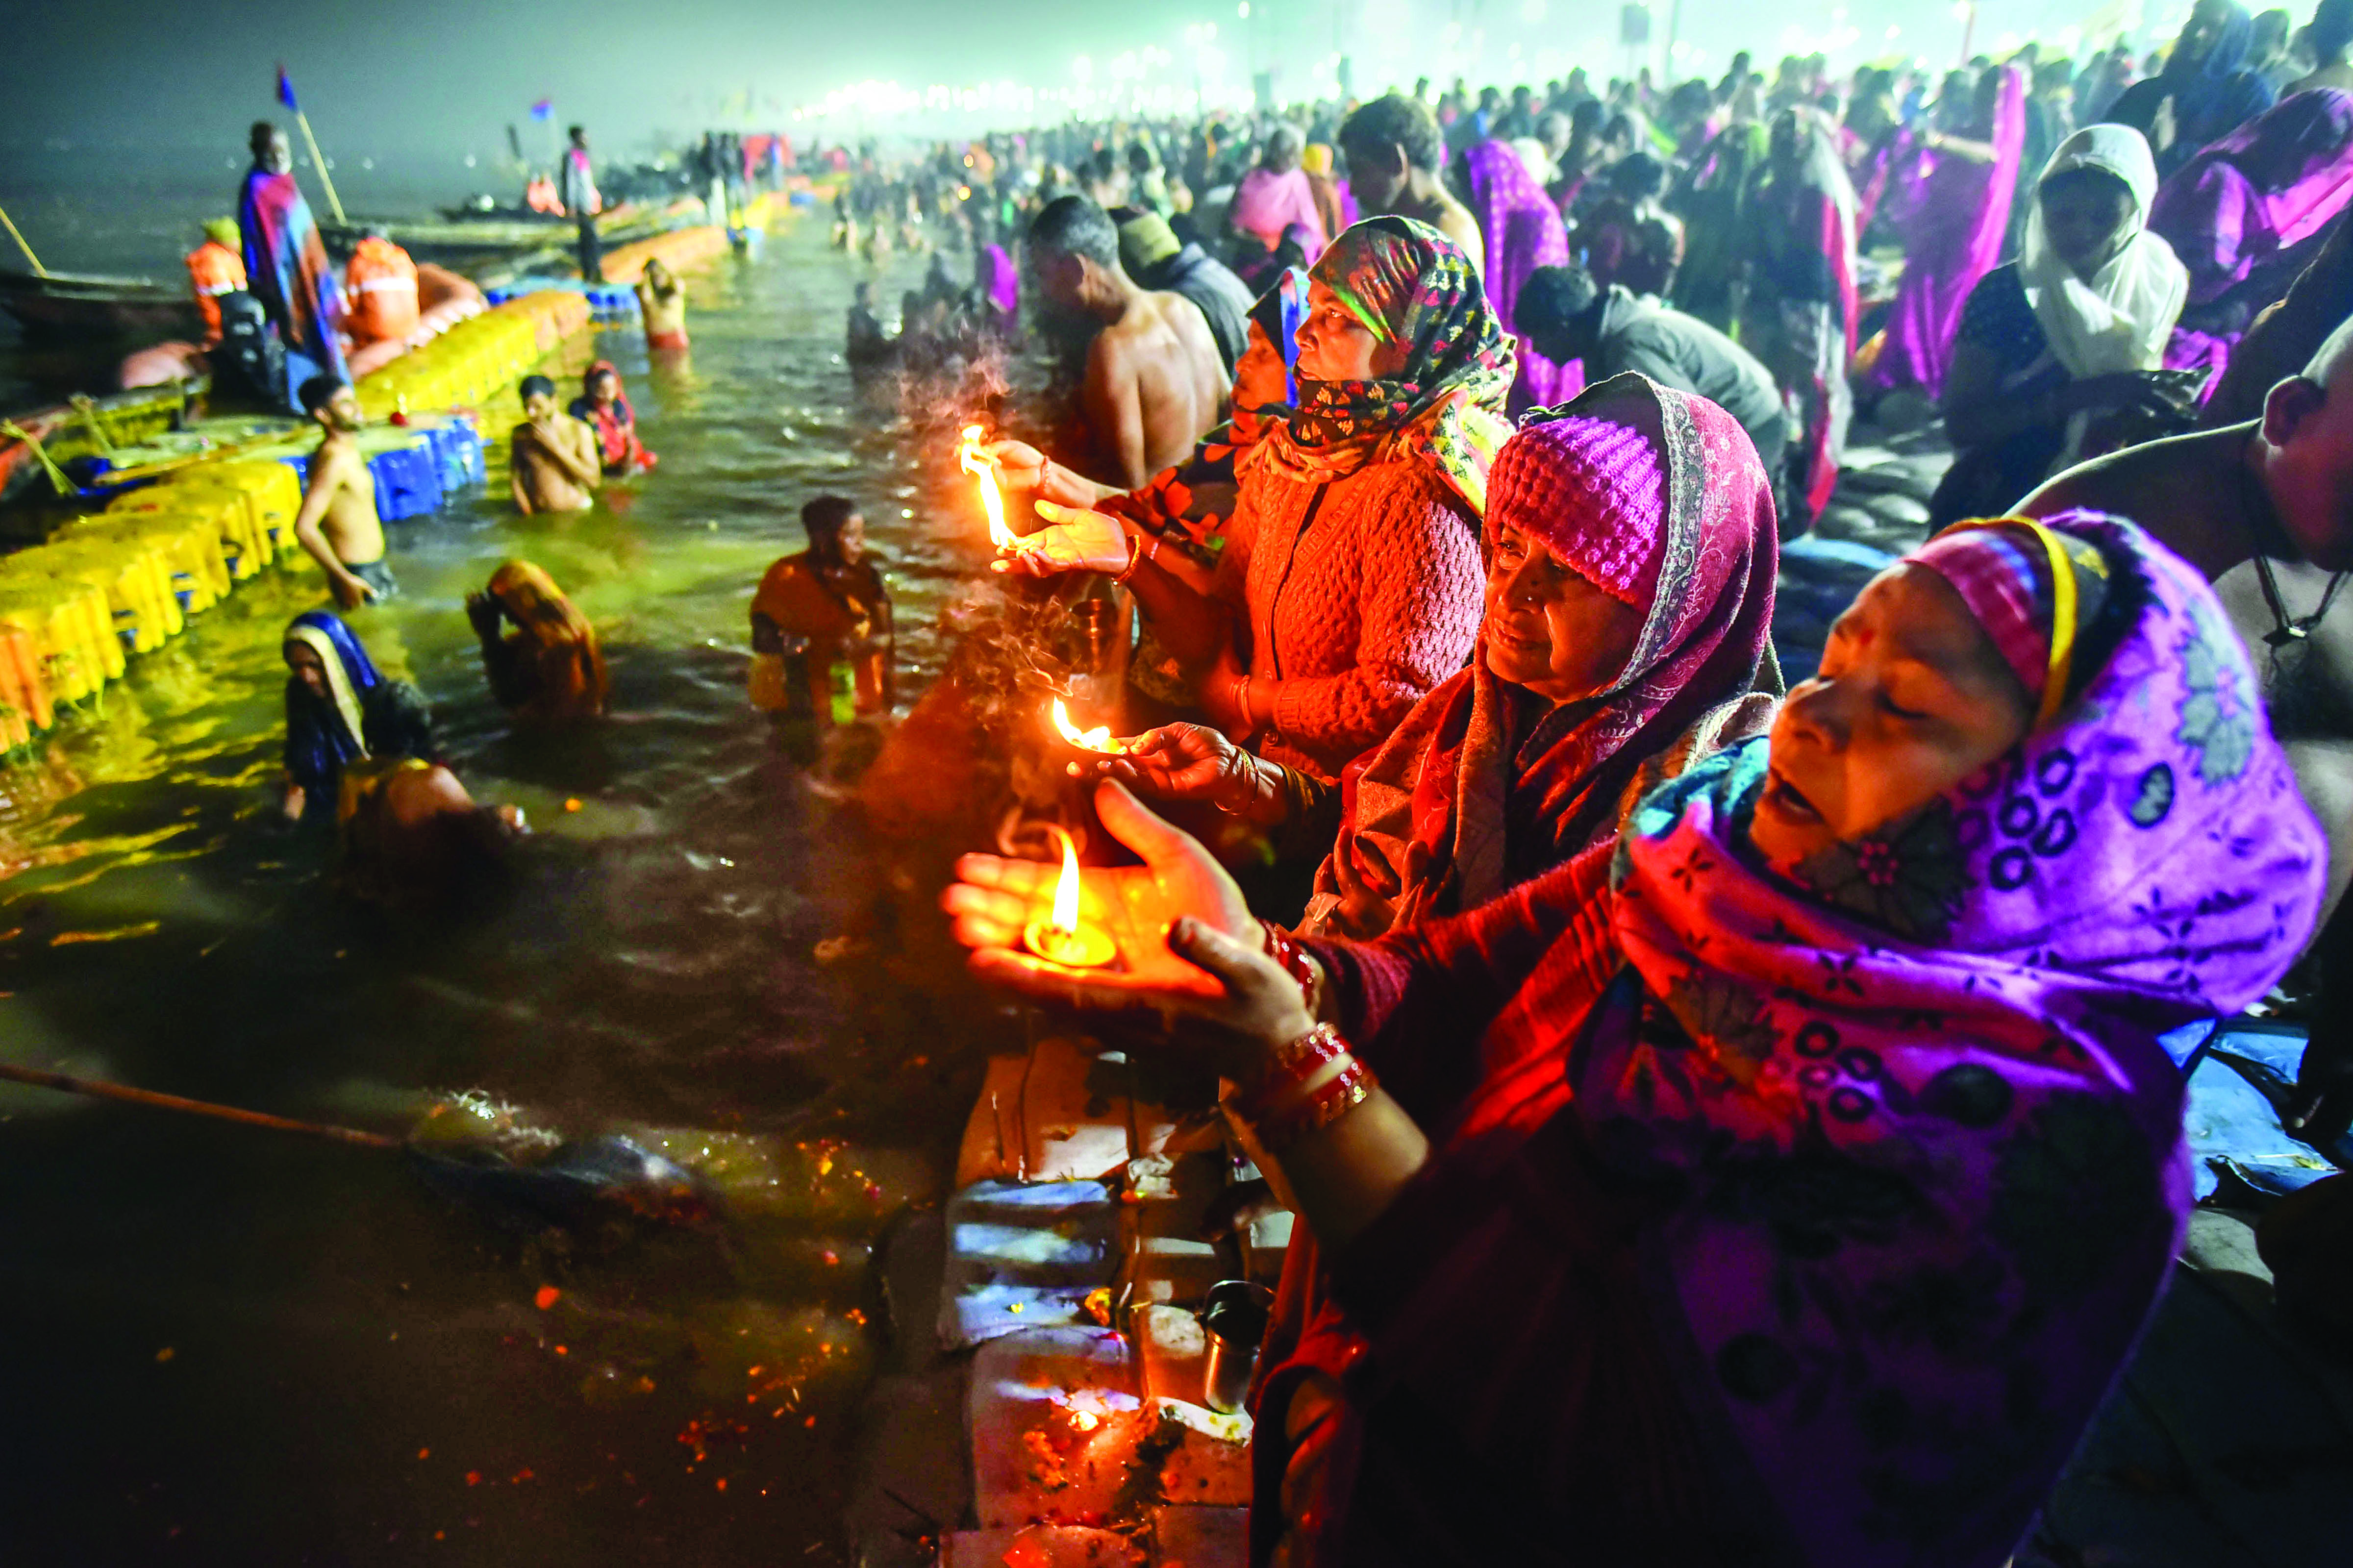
[1868,67,2028,396]
[2150,88,2353,303]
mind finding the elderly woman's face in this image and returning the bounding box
[1750,565,2032,865]
[1294,279,1401,382]
[1481,522,1647,704]
[284,642,329,699]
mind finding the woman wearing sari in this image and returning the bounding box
[944,511,2326,1568]
[2112,0,2279,180]
[1084,374,1777,937]
[2149,89,2353,314]
[468,560,608,724]
[1867,65,2027,399]
[1457,138,1577,412]
[280,611,436,821]
[1935,126,2193,526]
[568,361,657,475]
[1739,107,1861,530]
[995,217,1514,783]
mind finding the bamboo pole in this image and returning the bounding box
[0,1061,400,1149]
[293,108,348,224]
[0,202,48,276]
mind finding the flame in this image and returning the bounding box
[1051,825,1081,935]
[1050,696,1124,753]
[956,423,1017,550]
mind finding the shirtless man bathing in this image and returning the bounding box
[1026,195,1227,490]
[510,374,603,515]
[291,375,393,610]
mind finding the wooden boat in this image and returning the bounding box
[0,270,201,343]
[321,202,669,268]
[0,378,209,512]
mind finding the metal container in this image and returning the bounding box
[1200,1278,1275,1415]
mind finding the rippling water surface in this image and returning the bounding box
[0,214,1035,1563]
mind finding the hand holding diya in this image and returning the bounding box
[940,781,1258,999]
[1021,826,1118,969]
[1049,696,1130,756]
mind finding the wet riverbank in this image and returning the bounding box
[0,216,1029,1564]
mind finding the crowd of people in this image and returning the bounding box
[805,4,2353,1560]
[216,9,2353,1553]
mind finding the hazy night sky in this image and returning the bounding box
[6,0,2143,159]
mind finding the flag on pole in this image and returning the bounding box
[529,99,553,122]
[275,66,299,113]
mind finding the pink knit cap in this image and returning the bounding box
[1485,394,1670,608]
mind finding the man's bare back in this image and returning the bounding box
[1084,289,1228,489]
[1404,189,1484,275]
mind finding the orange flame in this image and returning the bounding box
[956,424,1017,550]
[1050,696,1126,754]
[1051,825,1081,935]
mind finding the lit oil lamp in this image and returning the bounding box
[955,423,1024,553]
[1049,696,1128,755]
[1022,825,1116,969]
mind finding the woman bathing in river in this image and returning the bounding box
[280,611,436,821]
[944,512,2324,1568]
[468,560,609,724]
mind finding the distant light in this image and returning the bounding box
[1237,1,1249,16]
[464,154,477,168]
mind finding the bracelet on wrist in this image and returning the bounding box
[1261,920,1319,1009]
[1246,1050,1374,1153]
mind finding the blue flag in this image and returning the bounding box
[275,66,298,113]
[529,98,553,122]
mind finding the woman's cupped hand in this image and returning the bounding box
[1069,722,1274,819]
[988,501,1131,577]
[939,781,1317,1078]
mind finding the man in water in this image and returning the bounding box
[509,374,602,515]
[637,258,687,351]
[237,122,347,410]
[1026,195,1226,489]
[750,495,893,721]
[559,124,602,282]
[2022,320,2353,1137]
[1516,263,1787,511]
[1337,94,1485,272]
[288,376,391,609]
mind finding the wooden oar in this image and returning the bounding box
[0,1061,399,1149]
[0,202,48,277]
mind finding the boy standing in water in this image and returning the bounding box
[508,375,602,515]
[289,376,392,609]
[638,259,688,351]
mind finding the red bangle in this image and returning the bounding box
[1250,1056,1374,1153]
[1261,920,1317,1007]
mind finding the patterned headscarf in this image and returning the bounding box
[1247,215,1516,513]
[1554,510,2325,1566]
[283,611,382,796]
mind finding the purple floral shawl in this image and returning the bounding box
[1578,509,2325,1565]
[2150,88,2353,302]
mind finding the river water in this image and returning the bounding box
[0,214,1039,1563]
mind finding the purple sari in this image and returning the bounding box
[2150,88,2353,303]
[1268,511,2327,1568]
[979,243,1019,317]
[1869,67,2028,396]
[1460,139,1577,412]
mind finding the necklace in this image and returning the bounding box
[2239,436,2350,647]
[2252,552,2350,647]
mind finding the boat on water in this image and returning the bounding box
[0,270,201,343]
[320,202,676,268]
[0,377,212,513]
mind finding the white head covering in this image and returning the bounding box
[2022,124,2189,380]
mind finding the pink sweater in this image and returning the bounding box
[1219,457,1485,781]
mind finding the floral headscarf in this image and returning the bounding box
[1564,509,2325,1566]
[1246,215,1516,513]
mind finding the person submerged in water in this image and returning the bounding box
[337,758,526,911]
[509,374,602,515]
[568,360,656,475]
[468,560,608,723]
[280,611,436,821]
[289,376,393,609]
[638,258,688,351]
[750,495,893,720]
